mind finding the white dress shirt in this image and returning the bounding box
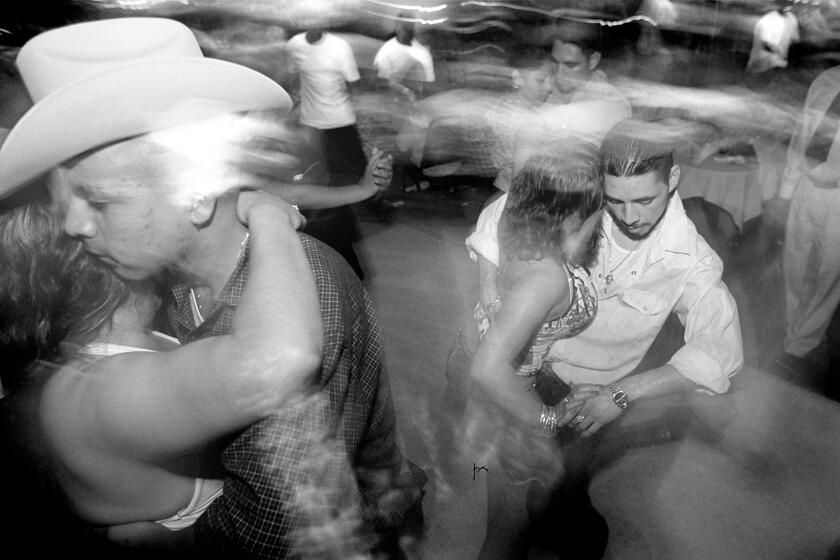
[466,192,743,393]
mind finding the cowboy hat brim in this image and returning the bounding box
[0,56,292,197]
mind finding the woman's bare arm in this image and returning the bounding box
[469,261,571,427]
[58,193,323,459]
[259,148,392,209]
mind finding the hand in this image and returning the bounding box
[556,382,599,427]
[392,82,416,104]
[554,397,584,428]
[562,384,624,437]
[361,147,394,195]
[237,189,306,230]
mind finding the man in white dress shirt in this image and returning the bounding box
[466,119,743,559]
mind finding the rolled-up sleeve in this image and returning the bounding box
[465,193,507,265]
[668,254,744,393]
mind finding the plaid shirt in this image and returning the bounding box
[167,234,407,559]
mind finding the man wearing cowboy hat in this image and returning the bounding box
[0,17,423,558]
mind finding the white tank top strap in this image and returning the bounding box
[155,478,224,531]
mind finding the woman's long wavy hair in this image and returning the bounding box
[0,192,129,390]
[500,145,604,269]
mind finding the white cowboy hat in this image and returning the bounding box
[0,17,292,198]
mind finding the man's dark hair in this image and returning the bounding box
[599,119,675,184]
[552,20,603,56]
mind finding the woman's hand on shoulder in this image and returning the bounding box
[237,189,306,230]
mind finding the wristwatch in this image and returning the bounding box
[609,383,630,410]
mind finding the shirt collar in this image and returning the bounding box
[169,238,250,332]
[602,191,693,266]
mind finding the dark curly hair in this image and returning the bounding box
[0,191,129,391]
[499,144,604,269]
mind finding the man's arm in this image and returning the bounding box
[565,251,744,436]
[562,364,695,437]
[341,39,362,97]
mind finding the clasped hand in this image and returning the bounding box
[361,147,394,195]
[557,383,623,438]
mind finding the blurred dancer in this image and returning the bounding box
[374,17,435,104]
[466,119,743,559]
[0,190,319,554]
[511,25,631,182]
[374,17,436,196]
[775,63,840,384]
[485,46,554,193]
[546,24,630,114]
[0,17,422,558]
[286,27,368,277]
[746,3,800,76]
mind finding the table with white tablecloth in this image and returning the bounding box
[678,155,763,231]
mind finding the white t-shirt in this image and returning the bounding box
[747,10,800,74]
[373,37,435,84]
[286,32,360,129]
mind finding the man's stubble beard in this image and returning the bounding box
[612,189,675,242]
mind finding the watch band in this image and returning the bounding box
[610,383,630,410]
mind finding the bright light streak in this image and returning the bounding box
[363,10,449,24]
[362,0,449,13]
[458,1,659,27]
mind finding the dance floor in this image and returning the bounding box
[353,185,840,560]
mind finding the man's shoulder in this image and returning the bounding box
[658,198,723,267]
[299,232,338,269]
[377,37,400,51]
[298,233,362,290]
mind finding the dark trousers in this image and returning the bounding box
[319,124,366,187]
[303,124,367,279]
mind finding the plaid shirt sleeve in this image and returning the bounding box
[179,234,411,559]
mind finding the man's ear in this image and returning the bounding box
[588,51,601,70]
[668,164,680,193]
[189,192,216,228]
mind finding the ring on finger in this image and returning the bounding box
[573,414,585,425]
